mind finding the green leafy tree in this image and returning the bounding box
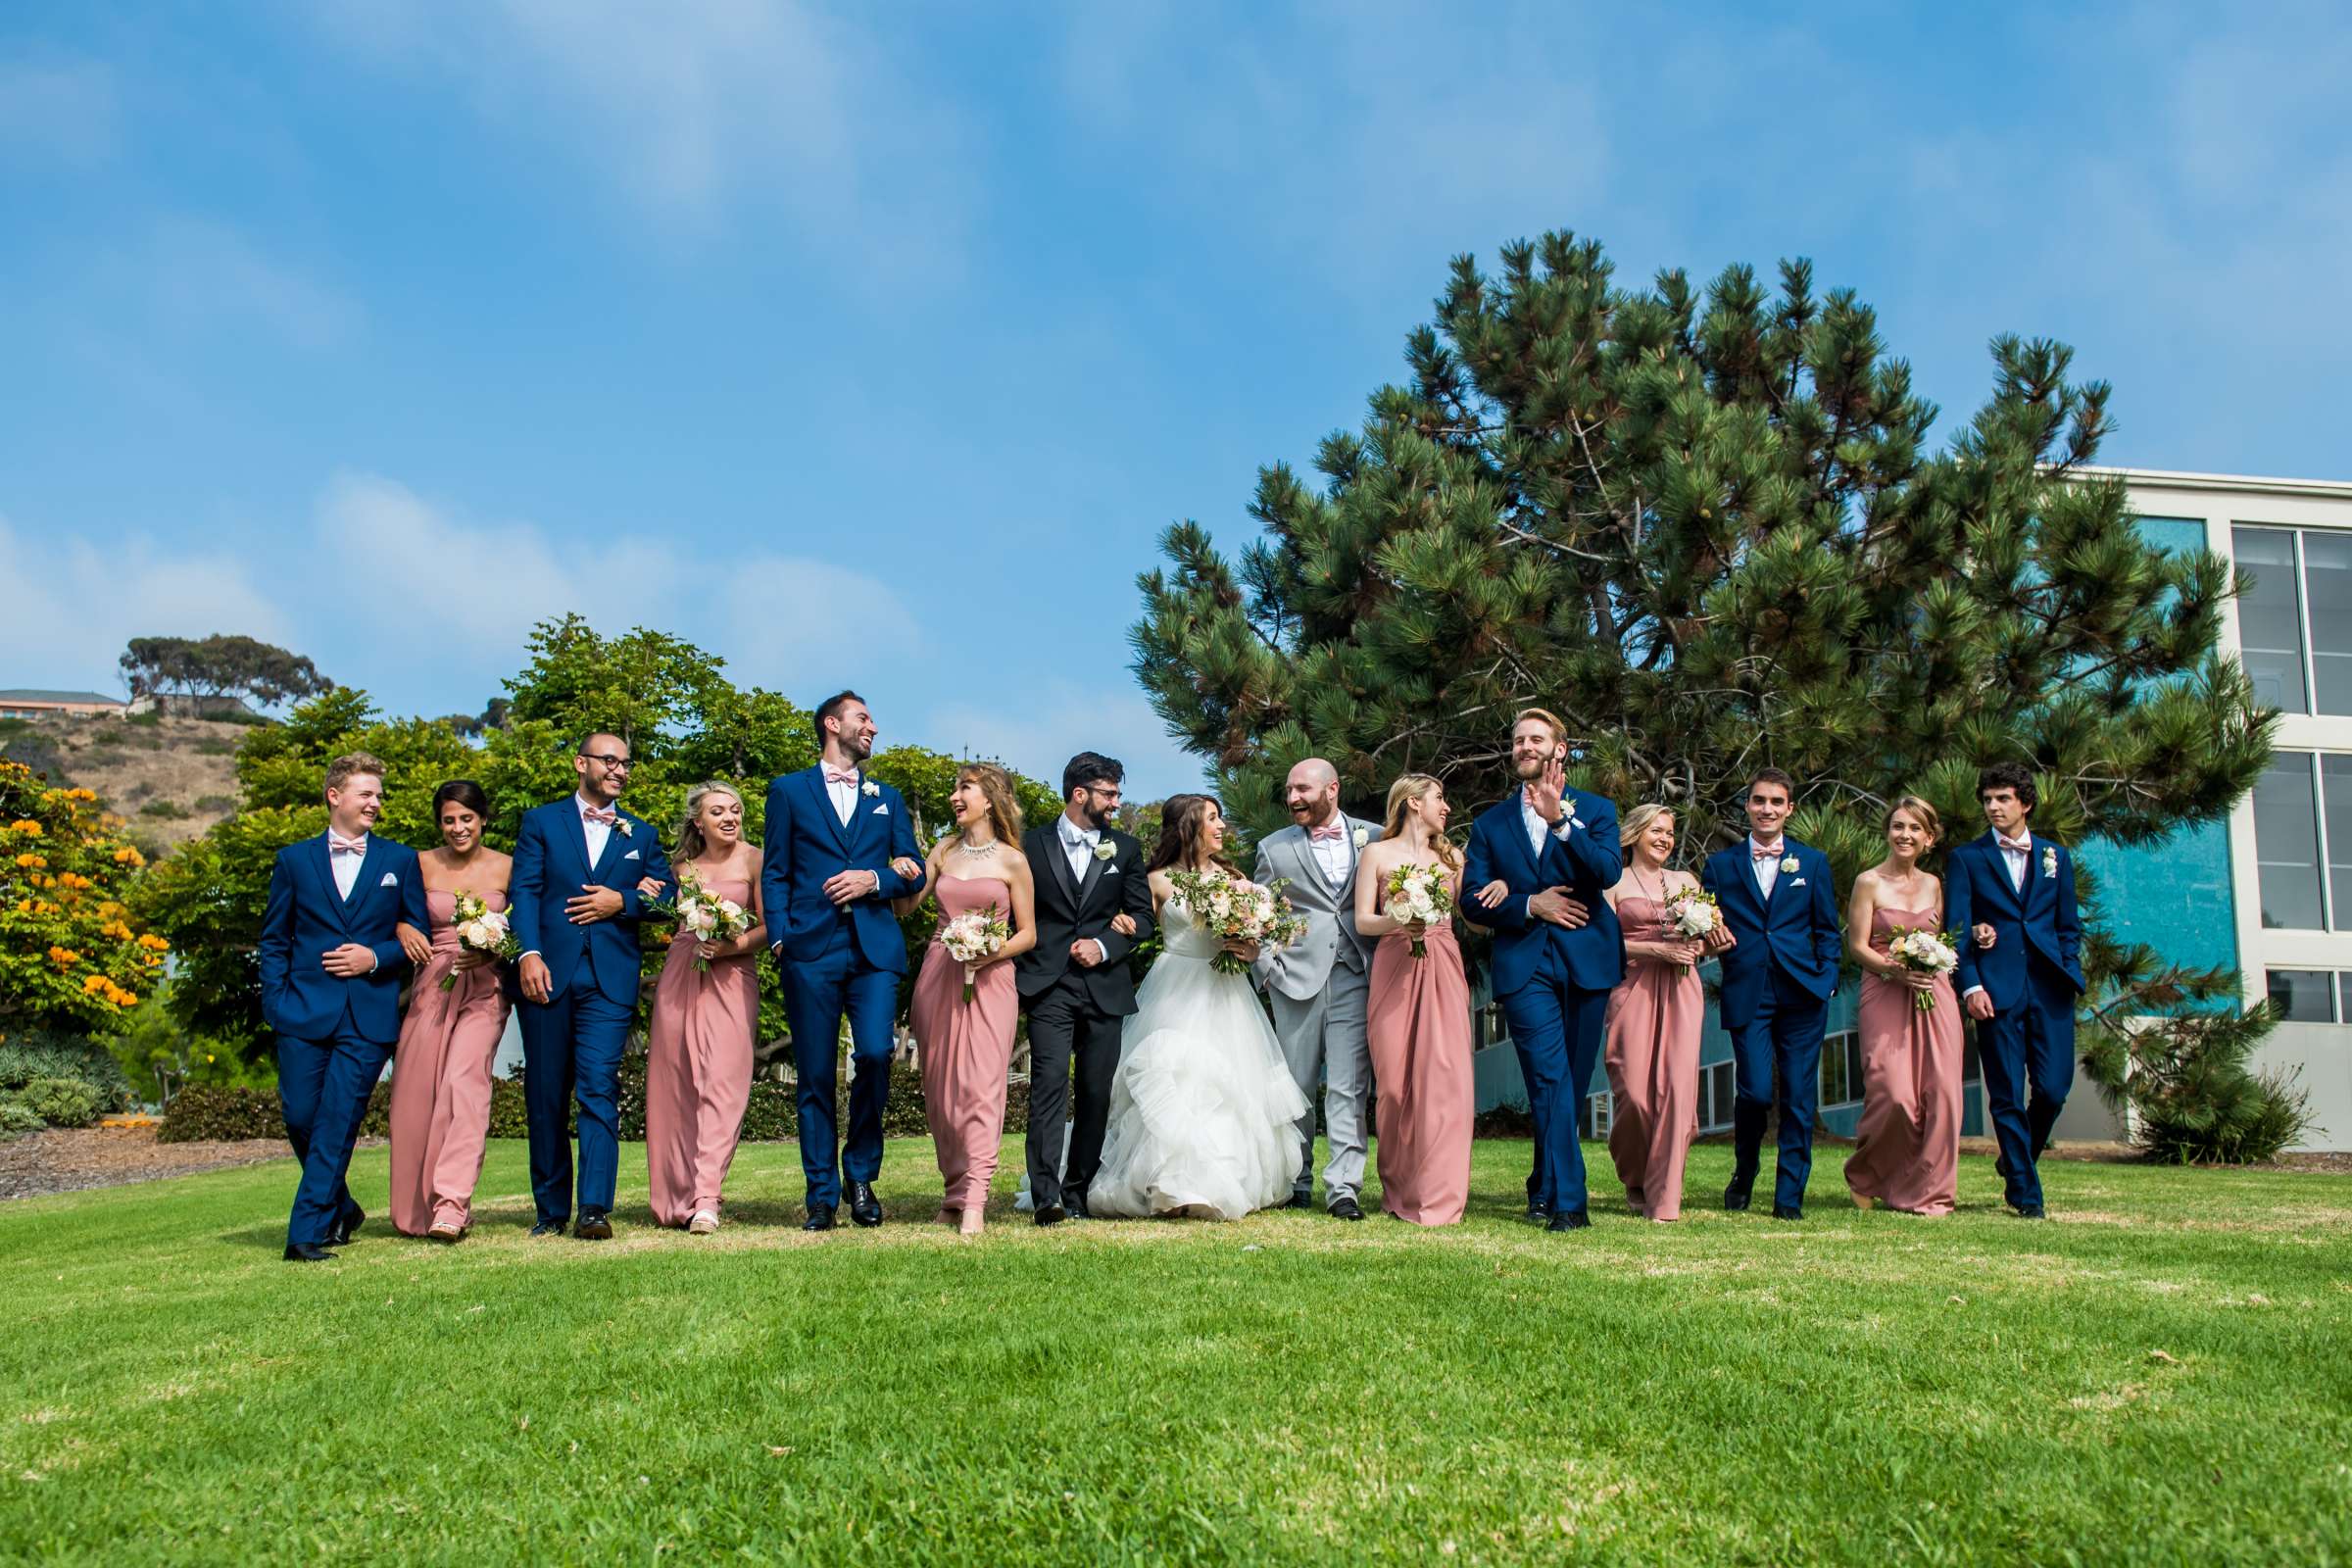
[0,761,170,1032]
[120,634,331,709]
[1131,230,2278,1102]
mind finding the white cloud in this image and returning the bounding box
[922,680,1203,806]
[314,470,920,690]
[0,514,288,694]
[0,56,119,169]
[309,0,974,269]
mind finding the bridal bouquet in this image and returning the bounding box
[1383,862,1454,958]
[1168,867,1308,976]
[1886,926,1958,1013]
[655,871,751,973]
[1662,886,1722,972]
[937,904,1011,1002]
[441,892,518,991]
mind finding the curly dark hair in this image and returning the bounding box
[1977,761,2037,813]
[1146,793,1240,876]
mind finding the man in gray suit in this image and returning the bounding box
[1251,758,1381,1220]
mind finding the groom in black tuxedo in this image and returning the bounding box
[1016,752,1155,1225]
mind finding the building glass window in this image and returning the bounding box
[2253,753,2328,929]
[1696,1060,1736,1131]
[2305,532,2352,714]
[1818,1030,1863,1107]
[2266,968,2337,1022]
[2234,526,2308,712]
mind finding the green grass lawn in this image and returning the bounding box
[2,1140,2348,1566]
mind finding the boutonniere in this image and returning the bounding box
[616,819,632,838]
[861,780,879,799]
[1351,826,1369,849]
[1779,855,1799,874]
[2041,847,2057,879]
[1093,839,1116,862]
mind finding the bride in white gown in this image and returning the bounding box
[1090,795,1309,1221]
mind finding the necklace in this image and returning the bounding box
[956,837,1001,860]
[1635,863,1665,902]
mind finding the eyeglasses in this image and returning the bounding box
[582,753,632,770]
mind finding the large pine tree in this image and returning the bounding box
[1131,230,2276,1031]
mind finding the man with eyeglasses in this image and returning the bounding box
[511,731,674,1240]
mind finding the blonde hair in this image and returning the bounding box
[1513,708,1567,745]
[675,780,745,863]
[1381,774,1462,870]
[323,752,386,798]
[1886,794,1941,846]
[1620,802,1675,850]
[938,762,1025,852]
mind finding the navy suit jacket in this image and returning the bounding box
[1462,787,1625,998]
[1701,839,1841,1020]
[257,832,427,1045]
[509,797,674,1007]
[1945,830,2084,1007]
[760,766,921,974]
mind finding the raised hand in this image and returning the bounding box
[1527,757,1568,824]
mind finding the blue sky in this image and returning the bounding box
[3,2,2345,800]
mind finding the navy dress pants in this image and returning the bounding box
[278,1029,388,1247]
[518,978,635,1223]
[1726,968,1828,1211]
[783,938,900,1210]
[1497,947,1611,1217]
[1977,965,2077,1210]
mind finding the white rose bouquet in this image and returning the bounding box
[1662,886,1722,972]
[1169,867,1308,976]
[1383,861,1454,958]
[441,891,518,992]
[937,904,1012,1002]
[653,870,751,973]
[1886,926,1958,1013]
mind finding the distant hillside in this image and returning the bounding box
[0,713,247,850]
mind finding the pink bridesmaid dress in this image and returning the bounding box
[388,888,513,1236]
[1365,911,1473,1225]
[1845,904,1963,1215]
[1601,895,1703,1221]
[909,875,1021,1217]
[645,877,760,1227]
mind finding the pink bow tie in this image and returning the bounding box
[1308,823,1346,843]
[329,834,367,858]
[582,807,617,826]
[1998,836,2031,855]
[1752,845,1783,861]
[824,767,858,786]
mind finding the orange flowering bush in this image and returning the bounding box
[0,760,168,1031]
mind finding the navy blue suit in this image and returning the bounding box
[1462,788,1624,1216]
[509,796,673,1224]
[1701,838,1840,1210]
[257,831,427,1248]
[760,765,920,1209]
[1945,829,2083,1209]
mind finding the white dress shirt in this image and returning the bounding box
[327,831,367,901]
[1748,836,1786,900]
[1521,791,1575,856]
[823,768,859,827]
[576,793,616,867]
[1997,832,2032,893]
[1057,815,1107,964]
[1304,818,1353,889]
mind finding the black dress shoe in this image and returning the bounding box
[848,1181,883,1228]
[530,1217,567,1238]
[1034,1202,1068,1228]
[2009,1201,2046,1220]
[1723,1182,1754,1212]
[328,1209,366,1248]
[803,1204,837,1232]
[1328,1195,1365,1222]
[1526,1201,1550,1222]
[1546,1208,1592,1232]
[1773,1204,1803,1222]
[283,1243,337,1262]
[1065,1192,1092,1220]
[1280,1192,1313,1210]
[574,1210,613,1241]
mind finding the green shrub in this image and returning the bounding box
[157,1086,285,1142]
[18,1075,105,1128]
[2084,1001,2317,1165]
[0,1029,135,1113]
[138,799,191,820]
[0,1100,42,1139]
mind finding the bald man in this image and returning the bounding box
[1251,759,1383,1219]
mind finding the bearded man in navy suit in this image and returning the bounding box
[1700,767,1841,1221]
[258,751,427,1260]
[511,731,674,1241]
[1943,761,2083,1219]
[760,691,923,1232]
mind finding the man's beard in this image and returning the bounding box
[1079,799,1112,831]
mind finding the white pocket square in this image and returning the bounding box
[378,871,398,887]
[624,849,640,860]
[872,803,889,814]
[1791,878,1808,887]
[1103,865,1120,876]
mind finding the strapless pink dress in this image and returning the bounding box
[1365,911,1472,1226]
[388,887,512,1236]
[645,877,760,1226]
[909,875,1021,1213]
[1845,904,1962,1215]
[1601,895,1703,1221]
